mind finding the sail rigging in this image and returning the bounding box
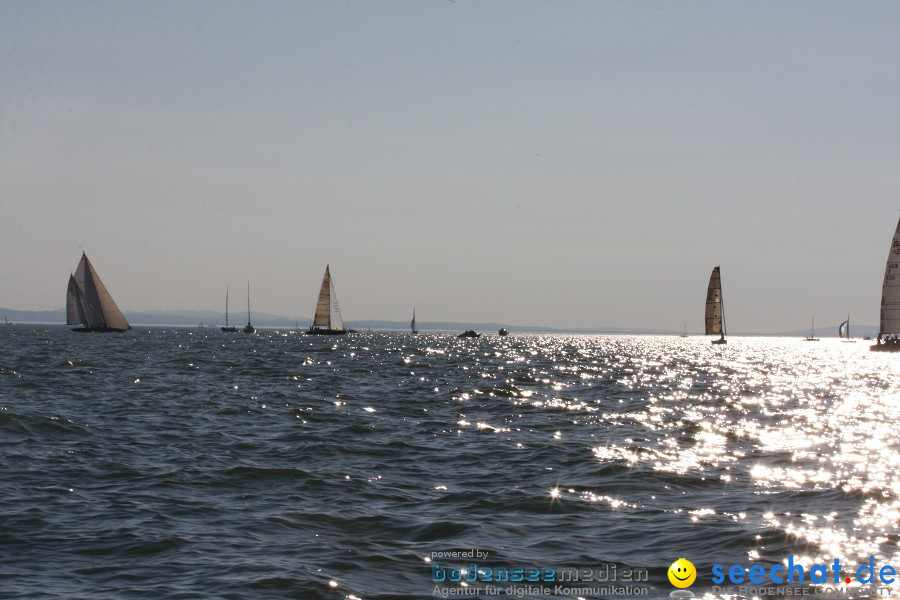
[705,266,726,343]
[65,252,130,332]
[244,282,255,333]
[222,286,236,332]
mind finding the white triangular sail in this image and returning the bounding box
[312,265,344,331]
[705,266,725,336]
[67,253,131,331]
[880,218,900,335]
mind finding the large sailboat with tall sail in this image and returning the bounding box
[243,282,255,334]
[705,266,727,344]
[66,252,131,333]
[307,265,346,335]
[221,286,237,332]
[871,217,900,351]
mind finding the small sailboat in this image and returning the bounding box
[498,328,509,336]
[411,307,418,334]
[804,316,819,341]
[66,252,131,332]
[871,217,900,351]
[839,315,854,342]
[243,282,255,334]
[705,266,727,344]
[221,286,237,332]
[680,322,688,338]
[307,265,346,335]
[4,314,11,327]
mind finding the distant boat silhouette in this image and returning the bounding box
[243,282,255,334]
[705,266,727,344]
[498,328,508,336]
[4,314,10,327]
[66,252,131,333]
[871,217,900,351]
[221,286,237,332]
[458,330,480,338]
[411,307,418,334]
[804,316,819,341]
[307,265,346,335]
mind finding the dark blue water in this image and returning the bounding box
[2,327,898,599]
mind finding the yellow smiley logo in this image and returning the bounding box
[667,558,696,588]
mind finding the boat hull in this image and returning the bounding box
[221,327,237,332]
[870,342,900,352]
[711,338,727,345]
[307,328,346,335]
[71,327,130,333]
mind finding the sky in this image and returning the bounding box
[2,1,900,333]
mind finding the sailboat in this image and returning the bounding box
[680,322,688,338]
[839,314,854,342]
[4,315,10,327]
[871,217,900,351]
[307,265,346,335]
[243,282,255,334]
[66,252,131,332]
[411,307,418,334]
[804,316,819,341]
[705,266,727,344]
[221,286,237,332]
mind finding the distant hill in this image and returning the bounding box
[0,307,879,337]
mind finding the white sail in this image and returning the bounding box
[705,266,725,336]
[67,253,131,331]
[312,265,344,332]
[880,217,900,335]
[839,318,850,339]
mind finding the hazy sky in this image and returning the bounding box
[3,1,900,332]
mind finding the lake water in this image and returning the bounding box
[2,326,899,599]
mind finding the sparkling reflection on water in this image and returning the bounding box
[1,328,899,598]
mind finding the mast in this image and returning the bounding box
[247,282,251,324]
[225,286,230,327]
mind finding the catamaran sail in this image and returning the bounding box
[705,266,727,344]
[872,217,900,351]
[411,307,418,334]
[308,265,346,335]
[66,252,131,332]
